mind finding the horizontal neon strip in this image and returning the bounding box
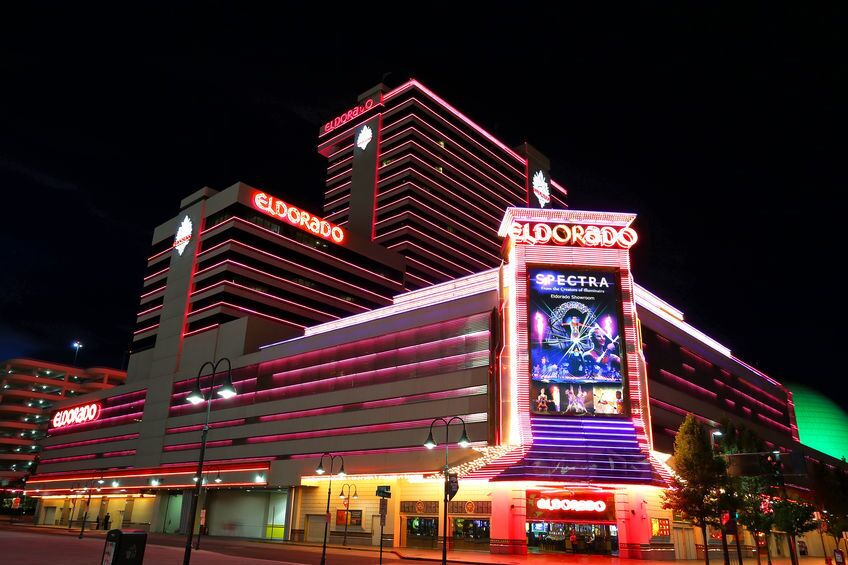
[43,434,140,451]
[166,419,246,435]
[384,81,526,165]
[163,440,233,452]
[191,279,340,320]
[184,323,219,338]
[27,463,270,484]
[187,301,305,329]
[39,454,98,464]
[103,450,136,458]
[246,412,486,444]
[257,386,487,424]
[143,266,169,281]
[133,323,160,335]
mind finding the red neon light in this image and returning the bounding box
[51,403,101,429]
[536,498,608,512]
[509,221,638,249]
[252,191,345,244]
[321,98,378,135]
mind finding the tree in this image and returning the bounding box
[772,499,817,565]
[664,414,727,565]
[735,476,776,565]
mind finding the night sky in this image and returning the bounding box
[1,5,845,409]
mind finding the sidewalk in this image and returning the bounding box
[0,523,835,565]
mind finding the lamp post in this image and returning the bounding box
[71,341,83,365]
[182,358,237,565]
[424,417,470,565]
[338,483,358,546]
[315,453,346,565]
[710,429,723,451]
[78,478,96,538]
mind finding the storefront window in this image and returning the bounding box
[527,522,618,554]
[452,518,490,550]
[406,517,438,549]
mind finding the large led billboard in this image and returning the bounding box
[529,268,627,417]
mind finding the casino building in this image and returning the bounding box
[25,80,836,559]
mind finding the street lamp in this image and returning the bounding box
[338,483,358,546]
[315,453,346,565]
[710,429,723,451]
[71,341,83,365]
[182,358,237,565]
[424,416,470,565]
[78,476,98,539]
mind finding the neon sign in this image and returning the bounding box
[508,221,638,249]
[173,215,193,255]
[51,403,101,429]
[252,191,345,244]
[532,171,550,208]
[536,498,608,512]
[321,98,377,135]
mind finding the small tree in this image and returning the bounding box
[664,414,727,565]
[736,476,776,565]
[772,499,817,565]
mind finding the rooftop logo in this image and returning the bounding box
[356,125,373,150]
[532,171,551,208]
[173,215,193,255]
[321,98,377,136]
[51,402,101,429]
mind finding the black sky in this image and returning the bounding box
[1,5,845,408]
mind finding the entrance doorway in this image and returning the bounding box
[405,517,439,549]
[527,521,618,554]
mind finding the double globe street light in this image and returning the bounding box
[424,416,470,565]
[182,358,237,565]
[315,453,346,565]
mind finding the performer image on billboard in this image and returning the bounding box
[529,268,626,416]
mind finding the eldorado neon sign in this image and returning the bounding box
[252,191,345,244]
[536,498,608,512]
[509,221,638,249]
[321,98,378,135]
[51,403,101,429]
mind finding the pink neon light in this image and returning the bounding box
[380,123,524,192]
[28,463,270,484]
[191,279,340,320]
[246,413,485,445]
[394,252,455,280]
[326,153,353,173]
[384,239,475,275]
[43,433,140,451]
[378,224,492,270]
[376,210,499,262]
[199,217,397,285]
[326,142,355,161]
[711,379,784,417]
[379,155,506,223]
[187,301,304,328]
[38,454,98,464]
[550,179,568,197]
[381,96,525,179]
[166,419,246,435]
[252,191,345,244]
[192,260,371,312]
[183,323,219,338]
[143,266,169,281]
[163,439,233,452]
[257,386,487,424]
[325,165,354,186]
[376,181,496,234]
[103,450,136,458]
[133,323,159,336]
[136,304,163,318]
[139,285,166,300]
[379,137,517,207]
[146,247,171,262]
[384,81,526,165]
[196,237,394,300]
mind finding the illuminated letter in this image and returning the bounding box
[253,192,269,212]
[320,221,331,238]
[533,223,552,244]
[551,224,570,244]
[600,226,617,247]
[617,227,638,248]
[331,226,344,243]
[509,222,524,242]
[288,206,300,225]
[571,225,585,245]
[308,216,320,234]
[274,199,287,218]
[584,226,602,246]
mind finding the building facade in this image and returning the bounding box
[25,80,839,559]
[0,358,125,485]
